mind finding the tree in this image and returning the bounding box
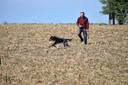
[115,0,128,24]
[99,0,128,25]
[4,21,8,25]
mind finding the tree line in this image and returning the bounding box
[99,0,128,25]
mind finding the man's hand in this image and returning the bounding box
[79,25,82,27]
[83,29,89,32]
[86,29,89,32]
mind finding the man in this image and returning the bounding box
[76,12,89,45]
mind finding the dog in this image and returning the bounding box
[49,36,72,47]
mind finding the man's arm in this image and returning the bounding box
[76,17,80,27]
[85,18,89,31]
[86,20,89,30]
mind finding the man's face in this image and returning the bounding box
[80,12,84,17]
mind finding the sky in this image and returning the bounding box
[0,0,108,24]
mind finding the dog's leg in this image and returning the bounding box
[63,43,70,47]
[66,43,70,47]
[63,40,70,47]
[49,42,57,48]
[65,42,70,47]
[63,40,67,47]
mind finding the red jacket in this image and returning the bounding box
[76,16,89,29]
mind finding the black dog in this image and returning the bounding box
[49,36,72,47]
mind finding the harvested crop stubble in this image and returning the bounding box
[0,24,128,85]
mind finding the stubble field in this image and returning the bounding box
[0,24,128,85]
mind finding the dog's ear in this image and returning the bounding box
[49,36,55,41]
[49,36,52,41]
[53,36,57,38]
[51,36,55,38]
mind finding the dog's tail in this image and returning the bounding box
[66,39,72,41]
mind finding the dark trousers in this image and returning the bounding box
[77,27,88,45]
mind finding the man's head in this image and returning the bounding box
[80,12,85,17]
